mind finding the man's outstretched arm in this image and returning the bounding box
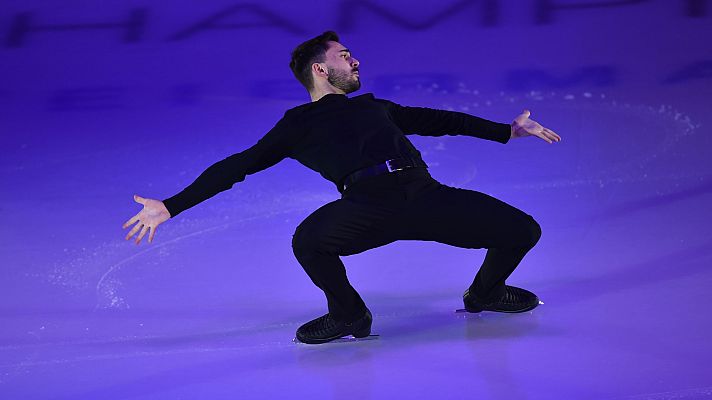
[161,112,300,218]
[123,112,300,245]
[374,97,512,143]
[374,96,560,144]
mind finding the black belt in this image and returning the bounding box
[341,156,428,191]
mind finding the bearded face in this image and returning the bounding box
[327,65,361,94]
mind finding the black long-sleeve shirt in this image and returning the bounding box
[162,92,511,218]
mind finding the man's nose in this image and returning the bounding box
[352,58,359,68]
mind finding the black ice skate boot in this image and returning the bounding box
[295,308,372,344]
[463,285,540,313]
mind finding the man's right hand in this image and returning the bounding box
[123,194,171,245]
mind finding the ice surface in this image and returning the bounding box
[2,2,711,398]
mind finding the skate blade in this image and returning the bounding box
[455,300,544,313]
[293,334,380,344]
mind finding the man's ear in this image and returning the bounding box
[312,62,328,77]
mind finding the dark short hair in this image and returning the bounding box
[290,30,340,91]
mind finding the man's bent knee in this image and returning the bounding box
[525,217,542,248]
[292,224,335,256]
[291,225,313,253]
[509,215,542,249]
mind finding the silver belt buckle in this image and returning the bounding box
[385,159,405,172]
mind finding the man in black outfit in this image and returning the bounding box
[123,31,561,344]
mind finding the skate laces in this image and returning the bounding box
[311,314,335,335]
[502,286,518,304]
[466,286,531,305]
[501,286,533,305]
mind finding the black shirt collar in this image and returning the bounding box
[318,93,346,102]
[317,92,372,102]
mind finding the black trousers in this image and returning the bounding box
[291,167,541,322]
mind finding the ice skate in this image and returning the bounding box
[456,285,542,313]
[295,308,374,344]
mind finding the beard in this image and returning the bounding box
[327,66,361,93]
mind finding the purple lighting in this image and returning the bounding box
[2,1,711,399]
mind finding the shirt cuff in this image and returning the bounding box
[494,122,512,144]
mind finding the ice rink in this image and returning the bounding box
[2,1,711,399]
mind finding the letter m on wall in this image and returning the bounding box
[336,0,500,31]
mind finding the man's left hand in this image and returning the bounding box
[510,109,561,143]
